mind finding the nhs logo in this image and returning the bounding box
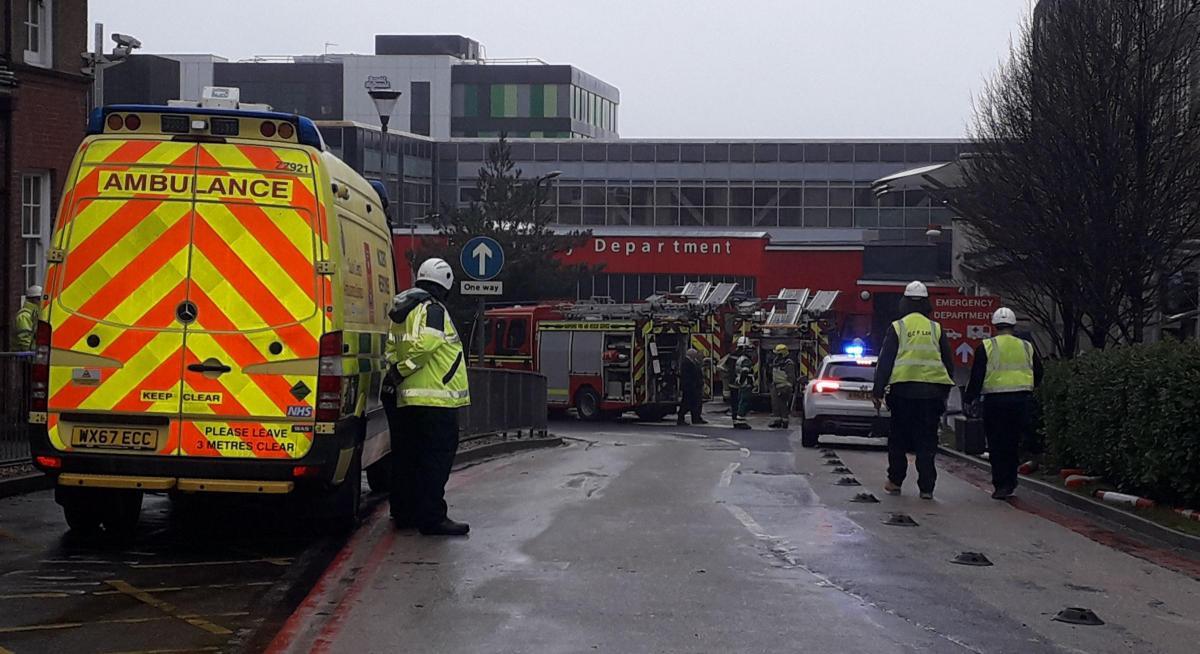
[286,405,314,418]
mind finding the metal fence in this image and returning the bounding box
[460,367,549,440]
[0,353,32,466]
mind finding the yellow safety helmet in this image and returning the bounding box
[774,344,789,354]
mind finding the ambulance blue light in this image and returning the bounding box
[87,105,326,150]
[844,344,865,357]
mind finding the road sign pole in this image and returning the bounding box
[476,297,486,366]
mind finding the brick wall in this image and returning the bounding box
[0,0,90,346]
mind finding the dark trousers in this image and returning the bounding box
[678,389,702,422]
[983,393,1034,492]
[770,387,793,423]
[729,388,743,421]
[388,405,460,526]
[887,396,944,493]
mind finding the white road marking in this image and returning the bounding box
[717,438,740,447]
[719,462,741,488]
[740,448,750,458]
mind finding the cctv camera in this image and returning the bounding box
[111,33,142,49]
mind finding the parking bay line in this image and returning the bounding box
[0,611,248,634]
[105,580,233,636]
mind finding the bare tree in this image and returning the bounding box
[955,0,1200,355]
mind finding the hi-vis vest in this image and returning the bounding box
[982,334,1035,394]
[11,301,38,351]
[889,313,953,386]
[386,299,470,408]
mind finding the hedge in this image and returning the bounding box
[1038,339,1200,508]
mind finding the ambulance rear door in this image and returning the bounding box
[45,136,200,458]
[176,140,326,460]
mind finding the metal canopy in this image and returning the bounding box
[702,283,738,305]
[805,290,840,314]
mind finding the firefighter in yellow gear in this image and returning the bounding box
[963,307,1043,500]
[383,258,471,536]
[872,281,954,500]
[10,286,42,352]
[768,343,797,429]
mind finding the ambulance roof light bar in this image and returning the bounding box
[87,103,326,150]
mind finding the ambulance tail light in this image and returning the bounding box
[317,331,344,422]
[30,321,51,412]
[813,379,841,394]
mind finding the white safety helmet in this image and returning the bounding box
[903,281,929,298]
[736,336,752,348]
[25,285,42,299]
[416,258,454,290]
[992,307,1017,327]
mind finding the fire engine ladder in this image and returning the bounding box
[680,281,713,302]
[702,282,739,306]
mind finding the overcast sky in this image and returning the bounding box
[89,0,1030,138]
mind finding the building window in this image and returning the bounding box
[24,0,52,68]
[22,172,52,290]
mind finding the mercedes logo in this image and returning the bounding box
[175,301,199,324]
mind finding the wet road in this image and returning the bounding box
[280,415,1200,654]
[0,486,361,653]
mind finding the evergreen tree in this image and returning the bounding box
[411,136,600,332]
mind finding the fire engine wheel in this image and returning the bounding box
[575,387,603,421]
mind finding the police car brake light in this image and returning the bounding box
[814,379,840,393]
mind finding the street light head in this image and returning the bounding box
[545,170,563,180]
[367,88,403,119]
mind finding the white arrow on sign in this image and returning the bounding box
[472,242,493,277]
[955,342,974,365]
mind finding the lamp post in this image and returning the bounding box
[367,86,404,258]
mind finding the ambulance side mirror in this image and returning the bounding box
[368,180,393,227]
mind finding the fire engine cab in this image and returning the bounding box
[484,299,701,421]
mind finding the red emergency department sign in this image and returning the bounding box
[931,295,999,367]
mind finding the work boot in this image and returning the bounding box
[677,417,687,426]
[733,422,751,430]
[419,519,470,536]
[919,491,934,500]
[884,481,902,496]
[768,420,782,429]
[694,418,709,425]
[991,487,1014,500]
[781,421,789,429]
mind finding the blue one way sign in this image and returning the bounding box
[460,236,505,281]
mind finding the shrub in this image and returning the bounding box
[1038,339,1200,507]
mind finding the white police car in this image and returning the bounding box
[800,352,888,448]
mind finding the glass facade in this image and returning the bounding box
[583,273,755,304]
[437,140,963,242]
[319,124,436,225]
[451,81,617,139]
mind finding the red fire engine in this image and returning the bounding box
[483,299,701,421]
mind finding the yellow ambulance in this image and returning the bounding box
[28,88,395,533]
